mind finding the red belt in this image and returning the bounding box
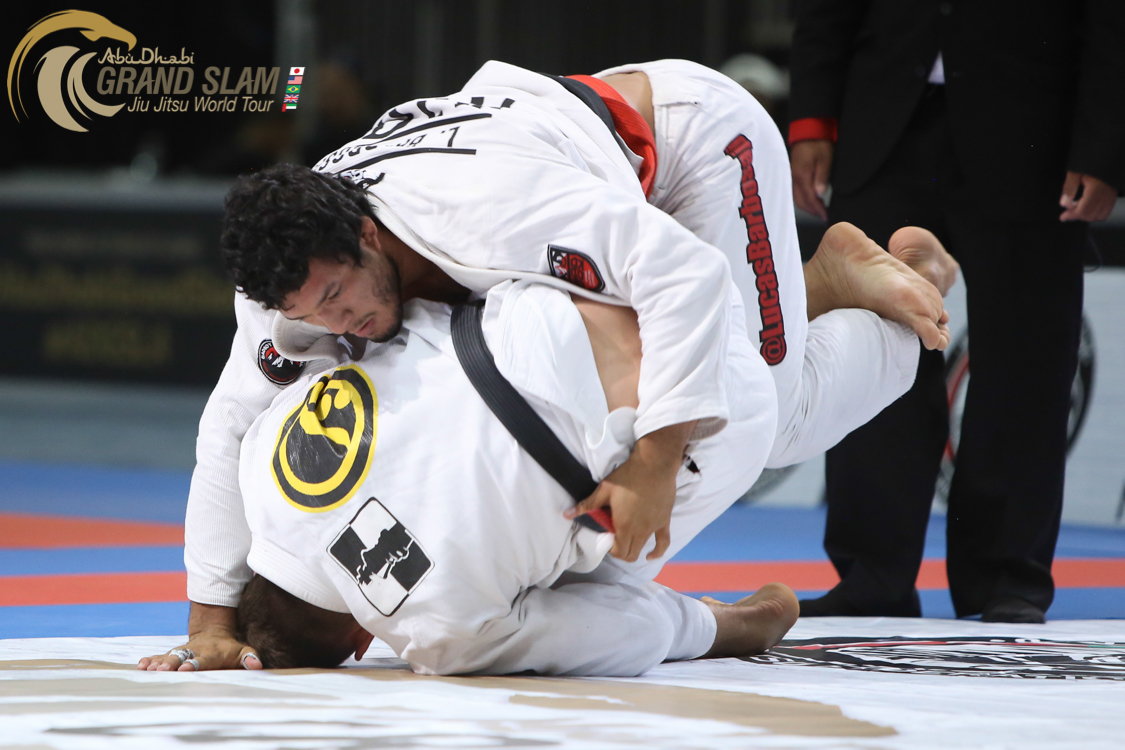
[567,74,657,198]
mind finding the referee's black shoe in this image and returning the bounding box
[798,585,922,618]
[981,595,1046,624]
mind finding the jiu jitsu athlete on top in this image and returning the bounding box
[141,59,955,673]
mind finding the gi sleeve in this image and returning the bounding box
[1067,0,1125,191]
[184,294,285,607]
[788,0,871,121]
[449,148,735,440]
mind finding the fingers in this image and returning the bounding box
[791,141,832,220]
[647,526,671,561]
[140,635,259,673]
[563,485,609,520]
[1059,171,1082,216]
[240,647,263,670]
[813,155,831,203]
[794,172,828,220]
[613,524,668,563]
[609,521,649,562]
[1069,181,1116,222]
[1059,173,1116,222]
[139,652,187,672]
[610,535,638,562]
[791,161,828,220]
[609,519,643,562]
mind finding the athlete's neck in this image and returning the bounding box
[599,71,655,137]
[381,228,469,304]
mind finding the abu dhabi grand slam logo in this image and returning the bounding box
[7,9,300,133]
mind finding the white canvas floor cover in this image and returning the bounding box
[2,617,1124,749]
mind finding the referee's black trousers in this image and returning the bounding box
[822,87,1087,617]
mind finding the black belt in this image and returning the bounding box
[546,74,617,135]
[544,74,633,165]
[451,301,611,533]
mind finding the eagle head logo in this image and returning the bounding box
[7,10,136,132]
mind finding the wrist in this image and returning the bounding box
[788,118,837,145]
[633,421,695,474]
[188,601,239,638]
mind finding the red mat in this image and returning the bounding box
[0,513,184,548]
[2,560,1122,607]
[0,572,187,606]
[654,559,1125,592]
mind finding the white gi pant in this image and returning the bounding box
[597,60,920,468]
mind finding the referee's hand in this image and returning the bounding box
[791,139,834,221]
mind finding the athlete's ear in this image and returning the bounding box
[359,216,380,251]
[352,625,376,661]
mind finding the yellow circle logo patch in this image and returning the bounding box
[272,364,377,512]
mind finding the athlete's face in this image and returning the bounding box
[280,241,404,342]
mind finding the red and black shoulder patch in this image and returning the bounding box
[257,339,306,386]
[548,245,605,292]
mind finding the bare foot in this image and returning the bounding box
[888,226,959,297]
[805,222,951,351]
[701,583,799,659]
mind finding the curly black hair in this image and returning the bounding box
[221,163,377,309]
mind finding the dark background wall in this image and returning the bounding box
[1,0,1120,388]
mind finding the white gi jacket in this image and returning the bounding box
[239,285,776,676]
[186,61,737,606]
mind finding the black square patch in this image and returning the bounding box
[328,498,433,616]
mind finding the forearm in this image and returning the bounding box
[185,293,284,605]
[633,420,697,472]
[1067,0,1125,188]
[789,0,869,120]
[189,601,238,638]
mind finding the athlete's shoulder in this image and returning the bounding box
[310,83,562,182]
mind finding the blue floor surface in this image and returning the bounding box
[2,461,1124,639]
[0,602,190,639]
[676,503,1125,561]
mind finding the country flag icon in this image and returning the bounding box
[284,94,299,103]
[288,75,303,85]
[283,103,297,111]
[287,85,300,93]
[290,66,305,76]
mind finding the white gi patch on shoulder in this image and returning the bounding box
[328,498,433,616]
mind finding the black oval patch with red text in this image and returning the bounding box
[257,339,306,386]
[548,245,605,292]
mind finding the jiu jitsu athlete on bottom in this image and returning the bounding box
[141,59,954,672]
[233,281,916,675]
